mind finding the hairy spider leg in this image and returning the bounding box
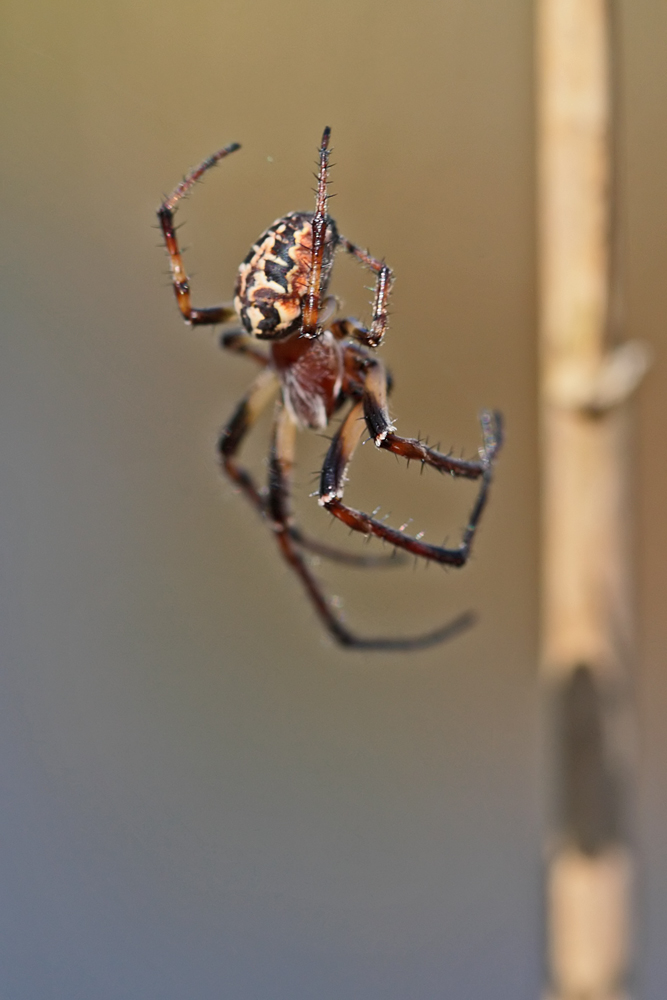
[217,368,401,568]
[158,142,240,326]
[361,357,500,477]
[300,127,334,338]
[269,403,473,651]
[335,239,394,348]
[320,371,503,565]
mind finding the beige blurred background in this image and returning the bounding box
[0,1,665,997]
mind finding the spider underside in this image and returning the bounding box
[158,127,502,651]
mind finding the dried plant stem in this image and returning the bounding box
[537,1,646,997]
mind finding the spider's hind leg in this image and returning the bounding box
[361,357,502,477]
[269,404,471,651]
[287,525,405,569]
[319,366,502,568]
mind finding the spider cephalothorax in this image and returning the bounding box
[158,127,502,651]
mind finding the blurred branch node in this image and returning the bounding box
[546,341,651,415]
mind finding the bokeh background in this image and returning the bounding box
[0,1,665,997]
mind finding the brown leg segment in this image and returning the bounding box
[361,357,502,478]
[158,143,240,326]
[320,398,502,567]
[338,237,394,348]
[269,404,472,650]
[218,369,280,512]
[300,128,332,339]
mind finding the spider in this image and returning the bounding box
[158,127,502,652]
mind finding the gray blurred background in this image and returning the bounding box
[0,1,665,997]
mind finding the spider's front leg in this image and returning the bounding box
[158,143,240,326]
[319,358,503,566]
[335,238,394,348]
[298,129,393,343]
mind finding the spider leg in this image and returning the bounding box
[217,369,399,567]
[286,526,404,568]
[320,393,502,567]
[337,237,394,348]
[269,403,472,651]
[362,356,503,477]
[300,127,334,339]
[218,368,280,512]
[329,317,376,343]
[221,329,270,367]
[158,143,240,326]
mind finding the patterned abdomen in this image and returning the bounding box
[234,211,339,339]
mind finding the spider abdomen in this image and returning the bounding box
[234,211,339,340]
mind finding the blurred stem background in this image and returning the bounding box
[538,1,649,997]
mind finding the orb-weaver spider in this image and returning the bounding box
[158,127,502,651]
